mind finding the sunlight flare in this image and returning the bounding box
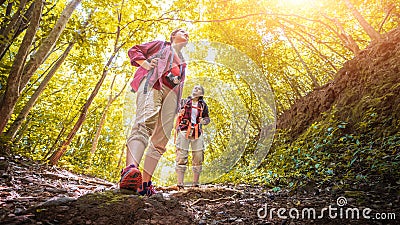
[280,0,317,9]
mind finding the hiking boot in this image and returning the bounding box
[120,164,142,191]
[177,184,185,190]
[138,181,157,196]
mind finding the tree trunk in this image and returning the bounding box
[332,18,361,55]
[285,34,320,88]
[0,0,81,135]
[0,0,34,61]
[43,125,66,160]
[20,0,82,91]
[379,4,395,33]
[278,21,340,72]
[90,77,127,156]
[0,0,43,134]
[342,0,381,41]
[0,0,27,57]
[5,42,75,140]
[117,144,125,169]
[282,72,302,100]
[90,102,110,156]
[48,51,119,165]
[48,5,126,165]
[12,117,31,144]
[5,2,13,16]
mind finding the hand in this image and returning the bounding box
[199,118,206,124]
[143,58,158,70]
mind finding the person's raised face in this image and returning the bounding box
[171,29,189,45]
[192,85,204,98]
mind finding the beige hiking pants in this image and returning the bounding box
[127,80,177,166]
[175,131,205,174]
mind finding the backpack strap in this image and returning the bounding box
[185,123,200,140]
[143,41,168,94]
[185,101,203,140]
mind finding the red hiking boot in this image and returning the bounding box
[138,181,157,196]
[120,164,142,191]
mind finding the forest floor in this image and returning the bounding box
[0,155,398,225]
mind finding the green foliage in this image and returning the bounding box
[197,0,399,112]
[218,106,400,190]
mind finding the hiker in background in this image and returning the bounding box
[175,85,210,189]
[120,29,189,196]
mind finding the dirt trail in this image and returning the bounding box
[1,156,398,225]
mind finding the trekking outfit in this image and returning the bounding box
[175,96,210,188]
[120,40,186,195]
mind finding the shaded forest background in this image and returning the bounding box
[0,0,399,188]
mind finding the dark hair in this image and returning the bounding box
[170,28,184,43]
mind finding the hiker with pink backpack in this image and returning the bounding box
[120,29,189,196]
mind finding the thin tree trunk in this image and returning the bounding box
[0,0,28,59]
[90,77,127,156]
[90,102,110,155]
[282,72,302,100]
[20,0,82,91]
[0,0,43,134]
[278,21,339,72]
[5,2,13,16]
[48,4,126,165]
[43,95,85,160]
[90,80,116,156]
[342,0,381,41]
[5,42,75,140]
[0,0,34,61]
[285,34,320,88]
[48,49,121,165]
[12,117,31,144]
[331,18,361,55]
[43,126,66,160]
[379,4,395,33]
[117,143,126,169]
[0,0,81,134]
